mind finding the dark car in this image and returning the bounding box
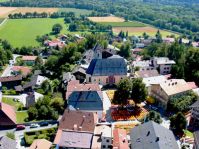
[16,125,26,130]
[39,122,49,127]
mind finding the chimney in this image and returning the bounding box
[147,131,150,136]
[79,126,82,131]
[156,137,159,142]
[74,124,77,131]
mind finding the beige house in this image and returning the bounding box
[151,79,192,109]
[86,55,127,86]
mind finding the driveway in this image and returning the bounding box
[1,54,21,77]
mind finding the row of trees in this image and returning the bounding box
[8,11,78,19]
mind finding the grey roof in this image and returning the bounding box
[58,130,93,148]
[0,136,16,149]
[68,91,103,111]
[62,72,76,82]
[130,121,178,149]
[86,55,127,76]
[194,130,199,147]
[23,75,38,89]
[136,70,159,78]
[190,100,199,108]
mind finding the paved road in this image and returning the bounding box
[1,54,21,77]
[0,18,7,27]
[0,123,57,149]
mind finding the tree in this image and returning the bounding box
[113,78,132,105]
[118,42,131,59]
[27,106,38,120]
[170,112,187,135]
[155,30,163,43]
[6,132,15,140]
[131,78,148,104]
[143,32,149,39]
[52,24,63,34]
[41,80,51,94]
[68,23,78,31]
[145,111,162,124]
[50,97,65,114]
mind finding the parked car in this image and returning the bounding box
[39,122,48,127]
[30,123,39,128]
[16,125,26,130]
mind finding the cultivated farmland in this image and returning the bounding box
[99,21,146,27]
[112,26,178,37]
[12,7,58,14]
[88,16,125,22]
[0,7,17,17]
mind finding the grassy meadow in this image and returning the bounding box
[0,18,81,47]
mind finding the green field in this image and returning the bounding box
[100,21,146,27]
[16,111,28,123]
[0,0,8,2]
[0,18,83,47]
[2,97,24,110]
[59,8,92,16]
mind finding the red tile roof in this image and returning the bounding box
[0,75,22,82]
[12,66,31,76]
[0,102,16,126]
[66,82,101,99]
[22,56,37,61]
[113,128,129,149]
[54,110,97,144]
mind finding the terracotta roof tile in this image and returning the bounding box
[22,56,37,61]
[113,128,129,149]
[29,139,52,149]
[0,75,22,82]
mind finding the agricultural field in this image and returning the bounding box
[88,16,125,22]
[59,8,92,16]
[112,26,179,37]
[0,7,17,17]
[100,21,146,27]
[0,18,72,47]
[0,7,58,17]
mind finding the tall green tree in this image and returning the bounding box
[170,112,187,135]
[145,111,162,124]
[131,78,148,104]
[52,23,63,34]
[113,78,132,105]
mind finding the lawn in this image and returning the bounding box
[2,97,23,110]
[0,18,67,47]
[0,18,88,47]
[184,130,194,138]
[99,21,146,27]
[24,127,57,146]
[59,8,92,16]
[16,111,28,123]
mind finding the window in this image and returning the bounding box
[89,77,91,82]
[106,78,109,83]
[103,145,106,148]
[106,139,109,142]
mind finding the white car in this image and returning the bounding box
[30,123,39,128]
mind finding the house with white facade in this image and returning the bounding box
[151,57,175,75]
[151,79,192,109]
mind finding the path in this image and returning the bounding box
[0,18,7,27]
[1,54,21,77]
